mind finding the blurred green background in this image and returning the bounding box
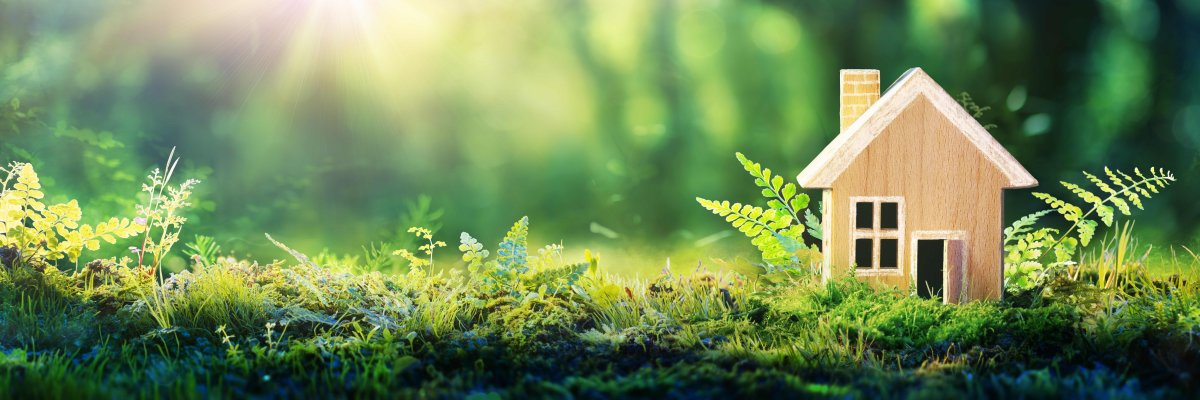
[1,0,1198,270]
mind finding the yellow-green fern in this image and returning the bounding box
[0,162,145,264]
[696,198,804,266]
[696,152,818,268]
[1004,167,1174,293]
[1032,167,1173,248]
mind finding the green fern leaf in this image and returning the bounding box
[1061,181,1103,210]
[781,184,797,202]
[697,197,797,265]
[1084,171,1117,197]
[1077,219,1097,246]
[1096,205,1114,227]
[459,232,489,268]
[1033,192,1082,222]
[770,213,793,229]
[744,224,763,236]
[1110,196,1131,216]
[1126,191,1145,210]
[1103,167,1126,189]
[496,216,530,273]
[735,152,810,221]
[701,152,824,266]
[789,193,810,211]
[1112,168,1134,187]
[1053,237,1077,264]
[803,208,822,241]
[526,262,588,295]
[773,231,804,253]
[735,152,761,178]
[1003,210,1052,244]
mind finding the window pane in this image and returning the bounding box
[854,238,873,268]
[855,202,873,229]
[880,202,899,230]
[879,239,898,269]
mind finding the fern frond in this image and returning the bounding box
[1059,181,1106,222]
[803,207,822,241]
[1003,210,1052,244]
[526,262,588,295]
[56,217,143,262]
[697,198,790,236]
[458,232,489,270]
[1084,171,1117,198]
[697,197,800,265]
[698,152,820,267]
[1007,167,1173,294]
[1042,167,1172,253]
[496,216,530,273]
[185,235,222,266]
[736,152,809,220]
[1032,192,1082,222]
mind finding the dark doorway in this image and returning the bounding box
[916,239,944,299]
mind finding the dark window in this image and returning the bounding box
[855,202,873,229]
[879,239,898,268]
[854,238,873,268]
[880,202,899,230]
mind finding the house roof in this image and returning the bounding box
[796,68,1038,189]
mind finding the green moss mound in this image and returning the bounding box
[1,253,1198,398]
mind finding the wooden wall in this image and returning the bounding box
[823,95,1008,301]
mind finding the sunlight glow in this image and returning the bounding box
[89,0,450,118]
[81,0,594,152]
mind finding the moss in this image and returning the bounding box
[0,246,1195,398]
[930,303,1005,346]
[486,296,587,348]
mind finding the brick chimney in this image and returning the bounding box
[839,69,880,132]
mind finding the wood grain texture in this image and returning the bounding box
[946,239,966,304]
[821,96,1008,301]
[797,68,1037,189]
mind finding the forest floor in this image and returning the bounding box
[2,238,1199,400]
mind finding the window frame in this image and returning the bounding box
[849,196,905,276]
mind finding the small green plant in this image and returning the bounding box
[391,194,444,251]
[696,152,820,268]
[183,234,221,267]
[459,216,589,298]
[495,217,530,275]
[143,257,274,331]
[0,162,144,265]
[134,148,201,272]
[360,241,396,272]
[1088,221,1143,290]
[125,149,202,330]
[393,226,446,271]
[1003,167,1174,293]
[458,232,489,271]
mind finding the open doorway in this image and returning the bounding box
[916,239,944,299]
[910,232,967,304]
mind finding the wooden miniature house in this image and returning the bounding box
[796,68,1037,303]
